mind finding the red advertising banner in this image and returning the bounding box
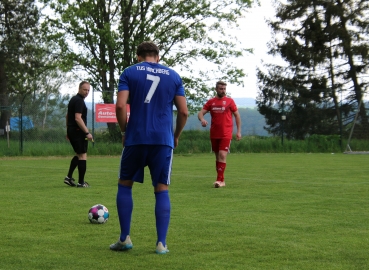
[95,104,130,123]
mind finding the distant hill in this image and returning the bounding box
[185,107,268,136]
[86,98,269,136]
[233,98,257,108]
[87,97,257,109]
[184,98,267,135]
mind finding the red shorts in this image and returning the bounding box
[211,138,231,153]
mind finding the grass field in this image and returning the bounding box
[1,153,368,270]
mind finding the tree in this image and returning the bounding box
[0,0,75,137]
[0,0,41,130]
[42,0,254,136]
[15,70,74,129]
[256,0,369,139]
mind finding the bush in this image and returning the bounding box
[0,131,356,157]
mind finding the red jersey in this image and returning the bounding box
[203,96,238,139]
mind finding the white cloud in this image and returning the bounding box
[227,0,278,99]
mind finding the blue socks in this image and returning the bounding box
[116,186,170,247]
[155,190,171,247]
[116,184,133,242]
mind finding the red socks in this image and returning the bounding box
[216,161,226,182]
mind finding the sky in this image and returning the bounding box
[227,0,278,99]
[65,0,278,103]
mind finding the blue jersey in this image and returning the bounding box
[118,61,185,148]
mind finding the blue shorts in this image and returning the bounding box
[119,145,173,186]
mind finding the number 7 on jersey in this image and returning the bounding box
[145,74,161,103]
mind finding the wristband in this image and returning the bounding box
[85,132,90,136]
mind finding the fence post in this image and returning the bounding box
[19,92,30,154]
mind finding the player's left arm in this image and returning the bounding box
[233,110,242,141]
[173,95,188,148]
[116,90,129,145]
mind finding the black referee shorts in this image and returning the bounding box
[67,127,88,154]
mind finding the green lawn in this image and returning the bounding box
[0,153,368,269]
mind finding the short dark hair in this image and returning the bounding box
[79,81,90,89]
[216,80,227,89]
[136,41,159,58]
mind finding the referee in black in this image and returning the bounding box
[64,81,94,188]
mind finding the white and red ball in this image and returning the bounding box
[88,204,109,224]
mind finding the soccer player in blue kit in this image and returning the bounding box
[110,41,188,254]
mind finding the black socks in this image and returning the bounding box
[67,156,79,178]
[78,160,87,184]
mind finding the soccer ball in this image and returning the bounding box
[88,204,109,224]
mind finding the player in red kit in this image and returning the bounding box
[197,81,241,188]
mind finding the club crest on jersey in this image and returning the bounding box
[223,101,226,105]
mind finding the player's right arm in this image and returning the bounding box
[75,113,93,141]
[116,90,129,146]
[65,113,69,140]
[198,109,209,127]
[173,95,188,148]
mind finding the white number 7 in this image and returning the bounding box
[145,74,160,103]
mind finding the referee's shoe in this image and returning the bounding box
[77,182,90,188]
[64,176,76,187]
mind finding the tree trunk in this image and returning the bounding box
[337,1,369,132]
[0,51,10,130]
[42,88,49,129]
